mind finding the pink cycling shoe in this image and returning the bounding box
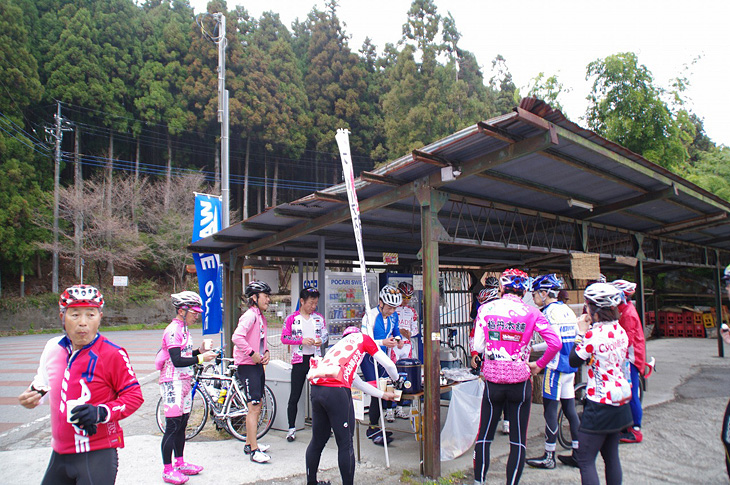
[176,462,204,475]
[162,469,189,484]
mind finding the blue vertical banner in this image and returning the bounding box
[192,193,223,335]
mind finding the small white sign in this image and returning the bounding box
[113,276,129,287]
[351,388,364,421]
[412,275,423,291]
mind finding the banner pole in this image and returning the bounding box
[335,129,390,467]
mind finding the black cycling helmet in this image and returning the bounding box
[484,276,499,289]
[244,280,272,298]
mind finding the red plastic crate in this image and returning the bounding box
[675,322,687,338]
[646,311,656,326]
[694,324,705,338]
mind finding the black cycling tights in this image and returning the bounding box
[41,448,118,485]
[306,385,355,485]
[575,430,622,485]
[162,413,189,465]
[474,380,532,485]
[722,398,730,479]
[543,398,580,448]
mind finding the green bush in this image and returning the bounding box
[127,280,160,305]
[0,293,58,313]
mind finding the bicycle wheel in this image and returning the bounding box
[452,344,470,369]
[557,383,586,450]
[156,384,209,440]
[225,385,277,441]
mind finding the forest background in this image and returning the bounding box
[1,0,728,307]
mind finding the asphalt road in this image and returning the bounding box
[1,332,729,484]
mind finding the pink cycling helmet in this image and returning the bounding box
[611,279,636,297]
[342,326,361,337]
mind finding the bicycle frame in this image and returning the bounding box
[191,364,249,422]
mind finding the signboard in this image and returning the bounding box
[192,193,223,335]
[113,276,128,287]
[412,274,424,291]
[570,252,601,280]
[383,252,399,265]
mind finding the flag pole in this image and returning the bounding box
[335,129,390,467]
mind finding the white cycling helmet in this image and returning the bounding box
[584,283,622,308]
[379,284,403,307]
[171,291,203,313]
[611,279,636,297]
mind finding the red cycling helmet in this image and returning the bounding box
[397,282,415,299]
[500,268,529,291]
[59,285,105,311]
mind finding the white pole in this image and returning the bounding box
[335,129,390,467]
[215,13,229,229]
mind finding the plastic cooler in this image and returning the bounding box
[440,348,460,399]
[396,358,422,394]
[266,359,306,431]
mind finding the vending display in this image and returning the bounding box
[324,272,379,344]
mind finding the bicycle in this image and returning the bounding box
[557,356,655,449]
[441,327,470,368]
[156,349,276,441]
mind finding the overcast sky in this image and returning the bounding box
[191,0,730,146]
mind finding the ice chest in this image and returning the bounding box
[396,358,422,394]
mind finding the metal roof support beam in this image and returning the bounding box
[360,171,402,186]
[580,187,677,220]
[552,124,730,214]
[648,212,728,236]
[413,149,451,167]
[477,121,518,143]
[238,133,556,256]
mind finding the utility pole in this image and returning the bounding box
[213,12,230,229]
[52,102,61,294]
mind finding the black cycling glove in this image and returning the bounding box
[71,404,108,435]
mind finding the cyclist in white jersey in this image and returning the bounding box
[395,282,420,358]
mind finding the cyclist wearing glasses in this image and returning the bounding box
[157,291,216,484]
[360,284,402,445]
[611,279,646,444]
[526,274,581,470]
[233,280,273,463]
[569,283,633,485]
[472,269,560,485]
[18,285,144,485]
[306,326,399,485]
[280,286,328,442]
[395,281,421,359]
[719,264,730,478]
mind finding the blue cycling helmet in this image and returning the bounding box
[500,268,529,292]
[531,274,563,294]
[723,264,730,283]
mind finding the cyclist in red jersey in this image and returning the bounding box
[157,291,217,484]
[611,279,646,444]
[18,285,144,485]
[719,264,730,479]
[305,326,399,485]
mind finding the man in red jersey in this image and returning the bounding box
[18,285,143,484]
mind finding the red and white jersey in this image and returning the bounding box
[390,341,412,362]
[396,305,419,336]
[31,334,144,454]
[574,321,632,405]
[308,333,379,388]
[158,319,194,383]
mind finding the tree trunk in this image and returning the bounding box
[272,159,279,207]
[264,152,269,208]
[134,137,140,234]
[243,136,250,220]
[20,265,25,298]
[106,132,114,278]
[257,187,262,214]
[165,132,172,210]
[74,128,83,279]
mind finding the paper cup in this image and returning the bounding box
[378,378,388,392]
[66,399,83,423]
[203,339,213,351]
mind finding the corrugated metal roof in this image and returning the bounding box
[190,98,730,272]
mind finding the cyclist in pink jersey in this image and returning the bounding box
[18,285,143,485]
[569,282,633,485]
[306,326,399,485]
[233,280,273,463]
[280,286,328,442]
[157,291,216,484]
[472,269,561,485]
